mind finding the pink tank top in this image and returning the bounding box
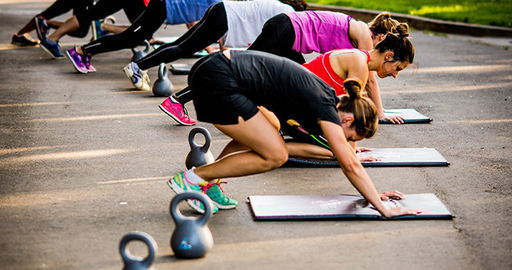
[302,49,370,95]
[286,11,354,54]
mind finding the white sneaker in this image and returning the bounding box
[123,62,150,91]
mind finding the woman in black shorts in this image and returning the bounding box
[167,49,421,217]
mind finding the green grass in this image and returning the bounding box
[307,0,512,28]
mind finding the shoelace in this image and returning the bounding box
[182,105,191,119]
[199,181,228,194]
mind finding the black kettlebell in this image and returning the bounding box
[131,40,151,62]
[170,192,214,258]
[119,231,158,270]
[185,127,215,169]
[152,63,173,97]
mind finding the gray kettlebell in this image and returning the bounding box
[131,40,151,62]
[119,231,158,270]
[185,127,215,169]
[152,63,173,97]
[170,192,214,258]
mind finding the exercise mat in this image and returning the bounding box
[379,109,432,124]
[284,148,449,167]
[248,193,453,220]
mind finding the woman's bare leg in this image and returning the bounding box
[48,16,79,42]
[195,112,288,181]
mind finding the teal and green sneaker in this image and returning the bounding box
[205,180,238,210]
[167,171,218,214]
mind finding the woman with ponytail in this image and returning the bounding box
[166,49,420,218]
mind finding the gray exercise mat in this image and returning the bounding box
[379,109,432,124]
[249,193,453,220]
[169,63,193,75]
[284,148,450,167]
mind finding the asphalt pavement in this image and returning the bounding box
[0,1,511,270]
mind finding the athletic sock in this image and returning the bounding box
[184,168,204,184]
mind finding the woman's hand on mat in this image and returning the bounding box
[355,147,373,153]
[382,207,422,218]
[381,113,405,124]
[379,190,405,200]
[358,155,380,162]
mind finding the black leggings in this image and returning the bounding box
[40,0,94,38]
[175,13,303,105]
[136,2,228,70]
[248,13,305,64]
[81,0,166,56]
[76,0,146,30]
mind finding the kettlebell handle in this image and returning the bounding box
[170,192,212,227]
[119,232,158,268]
[188,127,212,154]
[143,39,151,53]
[158,63,168,79]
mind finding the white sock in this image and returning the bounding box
[184,168,204,184]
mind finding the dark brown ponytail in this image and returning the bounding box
[338,79,378,138]
[375,23,415,64]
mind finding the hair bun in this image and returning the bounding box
[395,23,410,38]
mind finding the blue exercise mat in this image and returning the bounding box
[248,193,453,220]
[379,109,432,124]
[284,148,450,167]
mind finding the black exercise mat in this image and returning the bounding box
[169,63,193,75]
[379,109,432,124]
[284,148,449,167]
[248,193,453,220]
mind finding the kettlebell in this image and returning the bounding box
[131,40,151,62]
[170,192,214,258]
[152,63,173,97]
[119,231,158,270]
[185,127,215,169]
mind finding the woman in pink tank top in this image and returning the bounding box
[249,11,406,124]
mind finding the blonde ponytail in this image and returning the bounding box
[368,12,399,35]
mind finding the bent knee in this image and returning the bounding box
[262,151,288,170]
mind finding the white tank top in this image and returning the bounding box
[223,0,294,48]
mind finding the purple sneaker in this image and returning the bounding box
[158,97,196,125]
[82,54,96,73]
[66,47,88,74]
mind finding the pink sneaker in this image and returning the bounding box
[158,97,196,125]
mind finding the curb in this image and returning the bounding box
[308,3,512,38]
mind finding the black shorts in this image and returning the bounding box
[189,52,259,125]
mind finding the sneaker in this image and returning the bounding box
[123,62,150,91]
[34,16,49,41]
[82,54,96,73]
[12,33,39,46]
[66,47,88,73]
[158,97,196,126]
[205,180,238,209]
[168,171,219,214]
[40,38,65,59]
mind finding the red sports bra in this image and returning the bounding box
[302,49,370,95]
